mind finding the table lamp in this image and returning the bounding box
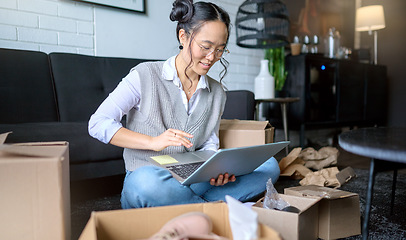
[355,5,385,65]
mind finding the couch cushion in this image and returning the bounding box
[49,53,157,122]
[222,90,255,120]
[0,122,123,164]
[0,48,58,123]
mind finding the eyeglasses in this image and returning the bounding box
[194,40,230,59]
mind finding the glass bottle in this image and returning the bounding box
[311,35,319,54]
[325,27,341,58]
[302,35,310,53]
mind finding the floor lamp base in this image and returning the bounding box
[373,30,378,65]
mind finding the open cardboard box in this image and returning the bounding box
[0,132,70,240]
[79,202,282,240]
[284,185,361,240]
[219,119,274,149]
[252,194,320,240]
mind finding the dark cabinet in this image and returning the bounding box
[269,54,387,146]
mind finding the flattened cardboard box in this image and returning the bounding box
[284,185,361,240]
[219,119,274,149]
[79,202,282,240]
[0,133,70,240]
[252,194,320,240]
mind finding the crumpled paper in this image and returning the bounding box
[280,147,355,187]
[279,147,313,179]
[299,147,339,170]
[299,167,341,187]
[0,132,11,145]
[279,146,340,180]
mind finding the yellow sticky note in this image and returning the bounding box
[151,155,178,165]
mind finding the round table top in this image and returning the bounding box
[339,127,406,163]
[255,97,300,103]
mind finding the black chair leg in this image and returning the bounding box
[363,158,376,240]
[390,169,398,215]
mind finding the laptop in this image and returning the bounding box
[149,141,290,185]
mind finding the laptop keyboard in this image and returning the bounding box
[167,162,204,179]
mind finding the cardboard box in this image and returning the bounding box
[79,202,282,240]
[252,194,320,240]
[219,119,274,149]
[0,133,70,240]
[284,185,361,240]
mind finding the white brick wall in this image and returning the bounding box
[0,0,263,91]
[0,0,95,54]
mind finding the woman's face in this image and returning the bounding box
[179,20,228,77]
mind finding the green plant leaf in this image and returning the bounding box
[264,46,288,91]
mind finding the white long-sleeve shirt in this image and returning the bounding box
[88,55,220,152]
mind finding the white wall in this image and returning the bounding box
[0,0,95,55]
[0,0,263,91]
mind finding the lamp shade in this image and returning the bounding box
[355,5,385,32]
[236,0,289,49]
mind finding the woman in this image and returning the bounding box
[88,0,280,209]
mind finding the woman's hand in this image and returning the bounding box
[150,128,193,152]
[210,173,236,186]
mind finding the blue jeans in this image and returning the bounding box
[120,157,280,209]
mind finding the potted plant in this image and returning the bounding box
[265,46,288,96]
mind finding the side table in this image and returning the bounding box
[255,97,300,155]
[339,127,406,240]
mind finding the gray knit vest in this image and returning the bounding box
[123,61,226,171]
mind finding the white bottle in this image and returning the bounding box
[325,27,341,58]
[255,59,275,99]
[326,28,335,58]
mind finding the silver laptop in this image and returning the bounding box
[149,141,290,185]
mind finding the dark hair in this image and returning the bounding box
[170,0,230,84]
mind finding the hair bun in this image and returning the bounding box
[169,0,194,23]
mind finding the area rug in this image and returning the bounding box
[71,168,406,240]
[342,168,406,239]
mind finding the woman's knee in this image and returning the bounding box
[256,157,280,183]
[122,166,171,203]
[268,157,280,175]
